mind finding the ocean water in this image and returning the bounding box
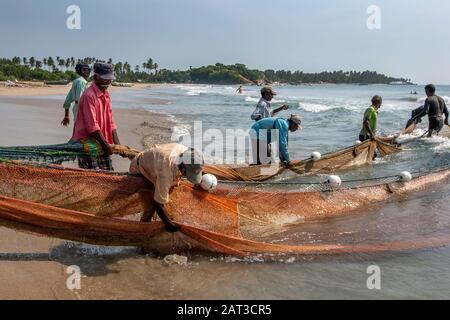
[117,84,450,177]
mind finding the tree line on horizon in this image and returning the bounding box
[0,56,410,85]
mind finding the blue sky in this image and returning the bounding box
[1,0,449,83]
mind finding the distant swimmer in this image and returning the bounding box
[251,86,289,121]
[359,95,382,142]
[236,85,243,94]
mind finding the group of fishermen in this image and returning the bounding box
[62,62,448,235]
[248,84,449,167]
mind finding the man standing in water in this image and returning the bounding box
[251,115,302,165]
[422,84,449,136]
[71,63,120,171]
[61,63,91,127]
[359,95,382,142]
[251,86,289,121]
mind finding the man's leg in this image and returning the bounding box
[97,156,114,171]
[250,138,261,165]
[428,118,442,136]
[78,155,97,169]
[141,202,156,223]
[359,135,369,142]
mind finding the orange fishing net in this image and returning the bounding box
[1,160,449,256]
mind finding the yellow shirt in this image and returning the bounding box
[129,143,188,205]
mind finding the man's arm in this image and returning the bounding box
[276,121,290,164]
[442,101,449,125]
[363,119,375,139]
[90,130,113,156]
[112,129,120,145]
[153,202,180,232]
[61,87,73,126]
[271,105,289,116]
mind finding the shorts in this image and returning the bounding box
[78,155,114,171]
[428,117,444,135]
[359,134,370,142]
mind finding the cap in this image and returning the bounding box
[261,86,277,96]
[179,148,204,185]
[290,114,302,126]
[94,62,116,81]
[75,63,91,75]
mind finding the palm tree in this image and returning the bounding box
[108,58,113,64]
[22,57,28,66]
[145,58,154,74]
[123,62,131,74]
[43,58,48,71]
[58,58,65,71]
[135,65,140,73]
[29,57,36,69]
[154,63,159,75]
[35,60,42,69]
[65,58,71,71]
[115,62,123,76]
[47,57,55,71]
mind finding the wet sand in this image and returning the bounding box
[0,88,173,299]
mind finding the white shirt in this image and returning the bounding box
[251,98,272,121]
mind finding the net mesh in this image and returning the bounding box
[1,159,449,256]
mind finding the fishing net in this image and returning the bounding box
[1,159,449,256]
[204,139,401,181]
[0,140,140,163]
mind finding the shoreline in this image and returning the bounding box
[0,82,173,97]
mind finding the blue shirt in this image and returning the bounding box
[251,117,290,162]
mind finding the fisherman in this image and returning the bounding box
[129,143,204,233]
[251,86,289,121]
[359,95,382,142]
[250,115,302,165]
[416,85,449,136]
[61,63,91,127]
[71,63,120,171]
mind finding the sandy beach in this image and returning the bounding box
[0,84,173,299]
[0,82,157,97]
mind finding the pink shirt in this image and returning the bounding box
[72,83,117,144]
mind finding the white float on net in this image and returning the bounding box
[200,174,218,191]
